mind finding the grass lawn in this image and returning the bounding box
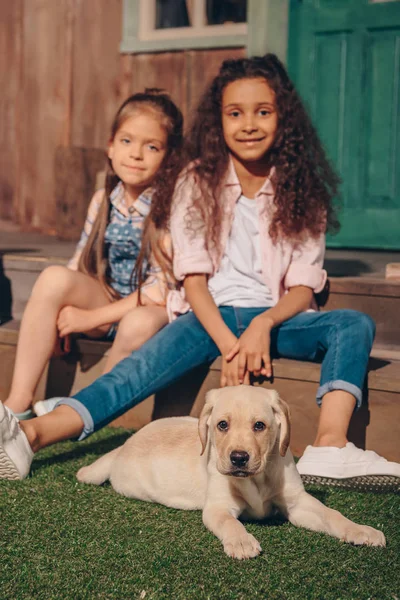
[1,427,399,600]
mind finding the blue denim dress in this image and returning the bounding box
[105,205,148,298]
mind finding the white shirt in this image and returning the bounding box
[208,194,274,308]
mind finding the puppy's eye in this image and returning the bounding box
[217,420,229,431]
[254,421,266,432]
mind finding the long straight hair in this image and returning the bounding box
[78,89,183,300]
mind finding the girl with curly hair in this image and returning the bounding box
[2,55,399,489]
[3,89,182,420]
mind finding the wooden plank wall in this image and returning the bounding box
[0,0,22,221]
[0,0,244,238]
[18,0,74,232]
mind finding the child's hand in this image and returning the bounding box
[57,306,97,336]
[225,314,274,381]
[220,353,250,387]
[53,334,72,357]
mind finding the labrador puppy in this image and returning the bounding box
[77,386,385,559]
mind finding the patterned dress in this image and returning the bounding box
[68,181,170,303]
[67,182,173,338]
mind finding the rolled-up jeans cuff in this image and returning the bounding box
[56,398,95,440]
[316,380,363,410]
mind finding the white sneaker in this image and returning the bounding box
[0,403,33,480]
[33,398,62,417]
[297,443,400,492]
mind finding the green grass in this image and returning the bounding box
[1,428,399,600]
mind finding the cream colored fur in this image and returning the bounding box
[77,386,385,559]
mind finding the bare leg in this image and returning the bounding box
[19,406,84,451]
[103,306,168,373]
[4,266,111,413]
[313,390,356,448]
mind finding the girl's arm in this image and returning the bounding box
[184,275,237,354]
[57,291,139,337]
[184,275,248,386]
[68,189,104,271]
[171,171,248,384]
[56,280,168,338]
[255,285,314,331]
[226,285,313,381]
[140,232,174,306]
[59,226,172,337]
[227,232,326,381]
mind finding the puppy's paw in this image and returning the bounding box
[341,524,386,547]
[223,532,262,560]
[76,465,99,485]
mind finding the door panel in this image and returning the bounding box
[364,29,399,205]
[288,0,400,248]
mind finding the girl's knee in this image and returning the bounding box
[115,308,164,351]
[32,265,75,299]
[336,309,376,343]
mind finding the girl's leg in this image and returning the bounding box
[0,307,240,478]
[21,406,85,452]
[270,308,375,444]
[313,391,356,448]
[103,306,168,373]
[270,308,400,483]
[4,266,111,414]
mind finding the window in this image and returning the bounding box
[153,0,248,29]
[122,0,248,53]
[121,0,290,60]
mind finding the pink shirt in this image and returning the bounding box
[167,159,327,321]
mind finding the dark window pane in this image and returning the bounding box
[156,0,190,29]
[206,0,247,25]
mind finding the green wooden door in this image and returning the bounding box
[288,0,400,249]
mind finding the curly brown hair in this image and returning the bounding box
[78,89,183,301]
[184,54,340,248]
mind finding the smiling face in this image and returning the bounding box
[221,77,278,170]
[108,110,168,199]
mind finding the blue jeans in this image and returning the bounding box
[59,308,375,439]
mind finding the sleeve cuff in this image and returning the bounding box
[173,253,214,281]
[284,264,327,293]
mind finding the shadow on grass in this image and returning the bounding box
[239,489,330,530]
[249,513,288,528]
[31,430,132,474]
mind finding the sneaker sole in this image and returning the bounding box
[301,474,400,493]
[0,446,22,480]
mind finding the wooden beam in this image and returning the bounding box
[247,0,289,63]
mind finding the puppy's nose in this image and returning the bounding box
[230,451,250,467]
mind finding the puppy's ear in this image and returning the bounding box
[270,390,291,456]
[198,389,219,455]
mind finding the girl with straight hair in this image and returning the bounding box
[4,89,182,420]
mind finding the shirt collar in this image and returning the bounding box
[110,181,152,217]
[224,156,275,197]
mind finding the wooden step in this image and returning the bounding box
[323,277,400,347]
[2,248,399,340]
[1,255,69,321]
[1,320,399,462]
